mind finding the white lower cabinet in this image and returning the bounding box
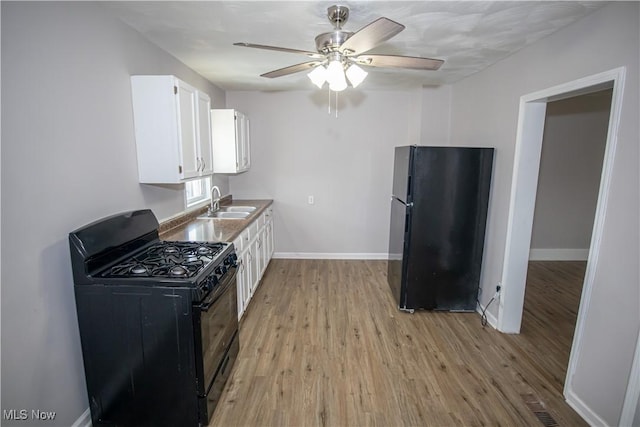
[233,206,274,320]
[249,238,260,298]
[233,235,252,320]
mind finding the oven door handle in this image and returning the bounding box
[198,267,237,312]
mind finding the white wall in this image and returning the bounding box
[1,3,228,425]
[449,3,638,425]
[530,90,611,259]
[226,86,451,257]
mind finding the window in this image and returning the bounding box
[185,176,211,208]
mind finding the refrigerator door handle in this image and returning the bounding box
[391,196,412,207]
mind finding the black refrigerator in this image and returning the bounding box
[387,146,494,312]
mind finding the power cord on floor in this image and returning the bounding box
[479,296,496,327]
[478,285,501,328]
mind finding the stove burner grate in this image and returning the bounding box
[101,241,225,279]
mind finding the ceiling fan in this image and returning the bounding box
[234,5,444,91]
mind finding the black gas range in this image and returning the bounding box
[69,209,238,427]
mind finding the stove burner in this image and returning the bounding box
[196,246,212,255]
[163,246,180,254]
[169,266,188,276]
[130,265,148,275]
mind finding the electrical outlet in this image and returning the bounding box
[308,195,314,205]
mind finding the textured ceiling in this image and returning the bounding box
[103,1,604,91]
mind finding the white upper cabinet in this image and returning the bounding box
[211,109,250,174]
[196,91,213,176]
[130,75,213,183]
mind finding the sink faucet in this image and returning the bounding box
[209,186,221,214]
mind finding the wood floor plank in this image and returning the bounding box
[210,259,587,426]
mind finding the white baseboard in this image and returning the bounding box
[272,252,388,260]
[71,408,91,427]
[529,248,589,261]
[565,386,608,426]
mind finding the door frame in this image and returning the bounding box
[496,67,626,420]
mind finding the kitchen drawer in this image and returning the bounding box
[241,228,251,247]
[232,236,243,253]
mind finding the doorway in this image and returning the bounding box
[521,89,612,379]
[496,67,627,422]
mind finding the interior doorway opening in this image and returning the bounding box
[520,89,613,391]
[496,67,627,424]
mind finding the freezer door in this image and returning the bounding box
[407,146,494,311]
[387,197,409,308]
[391,146,412,202]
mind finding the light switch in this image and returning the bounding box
[308,195,314,205]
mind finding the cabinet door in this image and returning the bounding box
[244,245,257,305]
[266,220,274,261]
[234,111,245,172]
[256,230,265,277]
[176,80,199,179]
[249,239,260,296]
[237,249,252,320]
[263,208,274,261]
[196,91,213,175]
[211,109,238,174]
[241,115,251,171]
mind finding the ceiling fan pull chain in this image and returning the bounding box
[327,84,331,115]
[335,90,339,119]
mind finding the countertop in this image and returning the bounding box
[160,199,273,243]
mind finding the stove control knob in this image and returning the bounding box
[227,253,238,267]
[206,276,218,291]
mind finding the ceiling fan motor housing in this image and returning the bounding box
[315,31,354,54]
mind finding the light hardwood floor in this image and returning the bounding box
[210,259,587,426]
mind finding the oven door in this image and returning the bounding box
[193,265,238,397]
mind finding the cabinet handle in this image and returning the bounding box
[201,158,206,171]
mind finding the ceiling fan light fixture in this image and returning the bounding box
[326,59,344,82]
[326,58,347,91]
[346,63,368,88]
[307,65,327,88]
[329,77,347,92]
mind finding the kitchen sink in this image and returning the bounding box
[219,206,256,213]
[198,211,250,220]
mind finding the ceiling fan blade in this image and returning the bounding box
[261,61,324,78]
[355,54,444,70]
[339,17,405,55]
[234,42,324,59]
